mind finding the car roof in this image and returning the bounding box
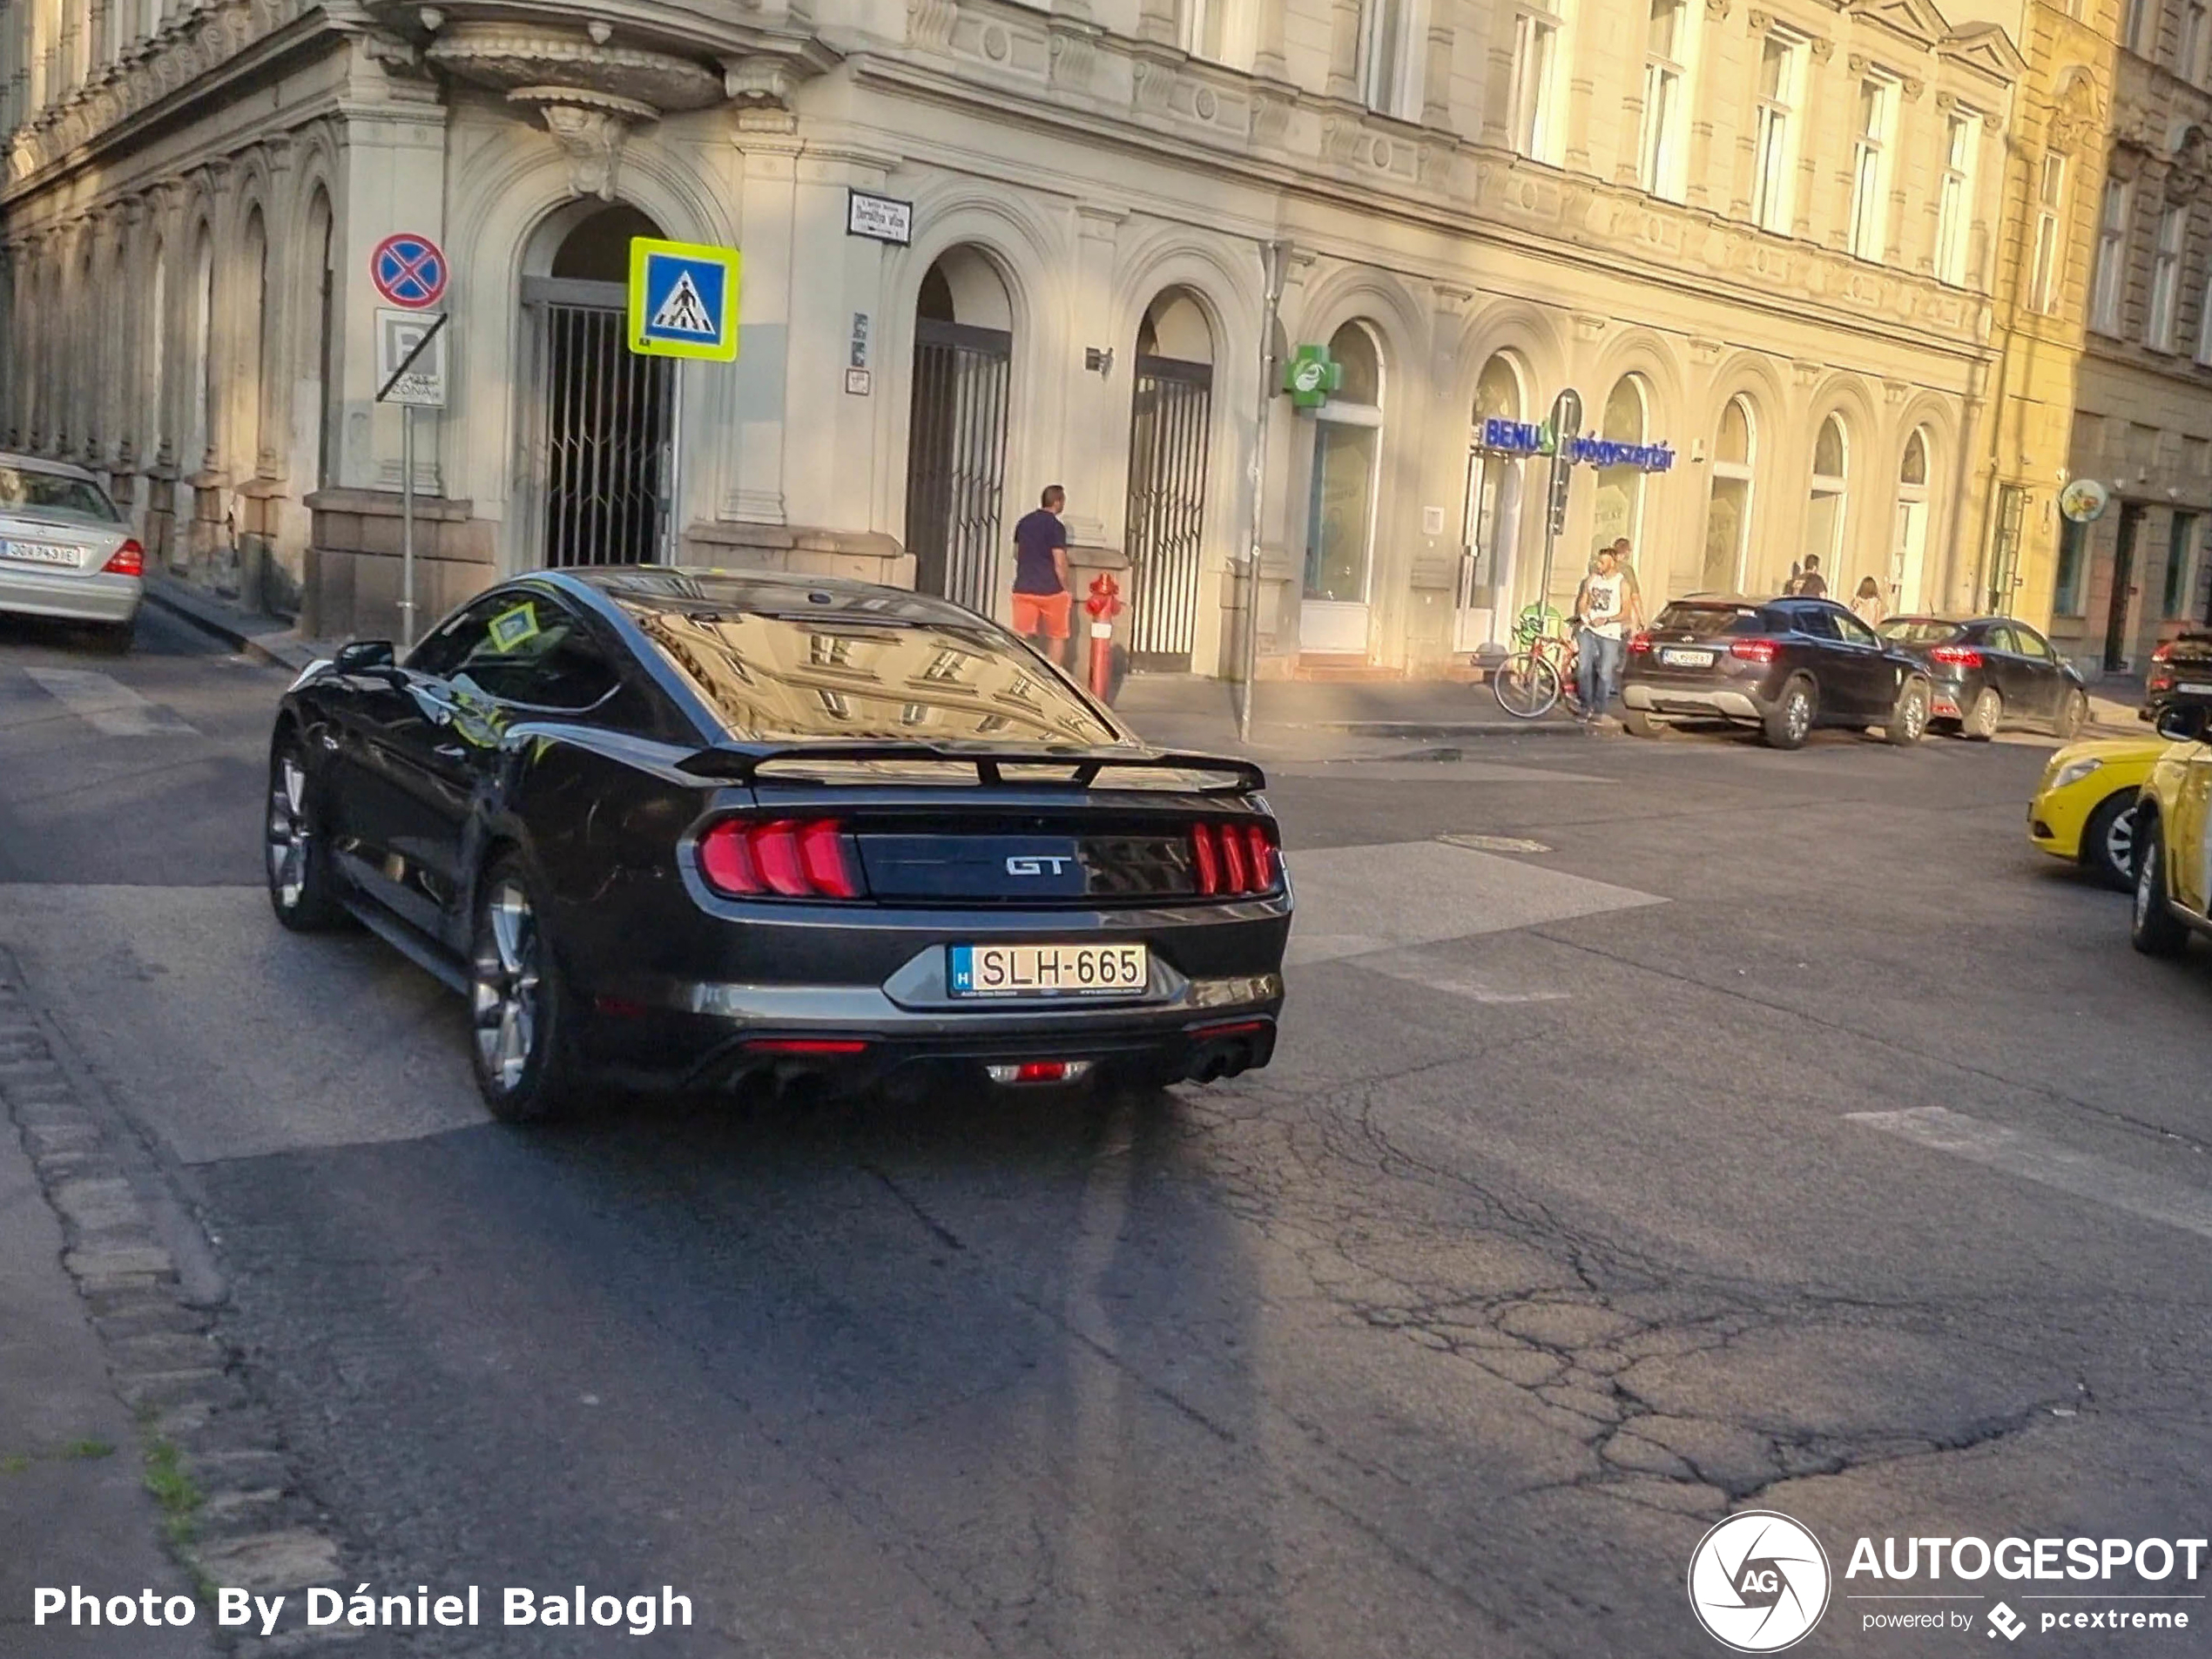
[551,565,994,630]
[0,450,103,485]
[1666,594,1769,608]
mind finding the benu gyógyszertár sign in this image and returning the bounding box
[1477,416,1676,473]
[846,190,914,246]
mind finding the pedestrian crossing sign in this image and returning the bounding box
[627,238,741,362]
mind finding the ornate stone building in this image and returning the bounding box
[3,0,2024,674]
[1984,0,2212,671]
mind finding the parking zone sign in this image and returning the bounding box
[627,238,740,361]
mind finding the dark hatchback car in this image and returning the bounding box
[1876,615,2088,739]
[1620,597,1932,749]
[2145,629,2212,723]
[266,569,1291,1120]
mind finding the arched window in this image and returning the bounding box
[1124,287,1217,668]
[145,240,167,466]
[1804,411,1849,584]
[1462,352,1529,647]
[1302,320,1385,652]
[188,228,214,472]
[1593,374,1649,571]
[1892,426,1932,611]
[1702,395,1756,592]
[241,208,267,475]
[903,243,1014,609]
[305,190,336,489]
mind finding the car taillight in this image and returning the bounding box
[1190,821,1278,898]
[1629,631,1653,655]
[695,818,863,900]
[101,539,145,578]
[2152,643,2175,663]
[1730,638,1779,664]
[1928,644,1983,669]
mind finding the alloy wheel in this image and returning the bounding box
[473,880,543,1092]
[2106,809,2136,880]
[2136,842,2157,930]
[1900,689,1927,742]
[1785,691,1811,744]
[266,758,310,910]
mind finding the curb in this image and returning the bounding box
[140,581,317,673]
[0,950,354,1656]
[1290,718,1588,739]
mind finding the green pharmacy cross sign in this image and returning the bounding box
[1283,343,1344,409]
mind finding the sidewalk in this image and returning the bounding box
[141,576,323,674]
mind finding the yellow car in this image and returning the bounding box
[2130,705,2212,956]
[2028,736,2165,890]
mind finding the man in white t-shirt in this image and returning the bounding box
[1575,541,1643,724]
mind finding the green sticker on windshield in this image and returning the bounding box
[487,602,540,654]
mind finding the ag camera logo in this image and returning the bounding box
[1688,1511,1832,1652]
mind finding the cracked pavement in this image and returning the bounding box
[2,619,2209,1657]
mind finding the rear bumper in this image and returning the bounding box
[0,564,138,625]
[1621,681,1764,720]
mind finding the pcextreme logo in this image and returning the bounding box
[1688,1511,1833,1653]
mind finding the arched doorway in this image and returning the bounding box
[1123,287,1214,670]
[523,202,672,567]
[1892,427,1931,611]
[1302,320,1384,655]
[1702,395,1755,592]
[1592,374,1649,573]
[1457,351,1527,651]
[1804,412,1849,589]
[904,247,1014,610]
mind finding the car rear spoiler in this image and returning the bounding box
[674,742,1267,795]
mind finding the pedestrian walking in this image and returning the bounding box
[1574,540,1643,725]
[1851,576,1888,628]
[1010,485,1073,669]
[1791,555,1828,598]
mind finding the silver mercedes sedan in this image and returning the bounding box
[0,451,143,649]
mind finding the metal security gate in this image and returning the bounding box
[905,318,1011,611]
[1123,354,1213,670]
[524,277,672,568]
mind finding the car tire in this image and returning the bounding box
[2054,688,2089,740]
[2130,818,2193,958]
[1965,686,2001,741]
[1886,678,1930,745]
[1762,678,1816,751]
[1623,708,1662,738]
[265,738,350,934]
[2081,792,2140,893]
[469,854,592,1123]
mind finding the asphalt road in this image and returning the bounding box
[3,610,2209,1658]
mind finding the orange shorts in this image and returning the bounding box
[1011,590,1072,641]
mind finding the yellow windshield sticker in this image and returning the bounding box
[488,602,540,654]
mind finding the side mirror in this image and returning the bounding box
[334,639,396,674]
[2155,702,2207,743]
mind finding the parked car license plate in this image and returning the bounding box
[1660,648,1715,668]
[949,942,1148,997]
[0,539,80,569]
[2178,682,2212,696]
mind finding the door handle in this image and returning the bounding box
[433,743,468,761]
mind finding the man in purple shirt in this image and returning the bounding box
[1010,485,1072,667]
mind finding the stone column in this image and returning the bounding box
[1252,0,1287,79]
[1134,0,1176,46]
[727,125,799,529]
[1326,0,1361,101]
[1063,204,1127,556]
[1421,17,1453,128]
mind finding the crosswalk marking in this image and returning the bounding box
[1286,839,1664,967]
[22,667,198,737]
[1849,1106,2212,1243]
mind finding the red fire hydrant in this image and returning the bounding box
[1084,573,1123,700]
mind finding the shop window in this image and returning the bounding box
[2165,512,2198,615]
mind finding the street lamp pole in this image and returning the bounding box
[1238,239,1288,745]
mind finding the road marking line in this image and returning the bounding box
[1848,1106,2212,1242]
[1286,839,1664,966]
[22,668,197,737]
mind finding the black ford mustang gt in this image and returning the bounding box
[266,568,1290,1120]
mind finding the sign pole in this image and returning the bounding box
[1536,388,1582,631]
[401,404,417,649]
[1238,239,1288,745]
[665,359,685,564]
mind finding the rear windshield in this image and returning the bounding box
[0,466,119,525]
[619,604,1126,747]
[1654,604,1761,638]
[1879,618,1962,645]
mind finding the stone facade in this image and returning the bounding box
[3,0,2026,674]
